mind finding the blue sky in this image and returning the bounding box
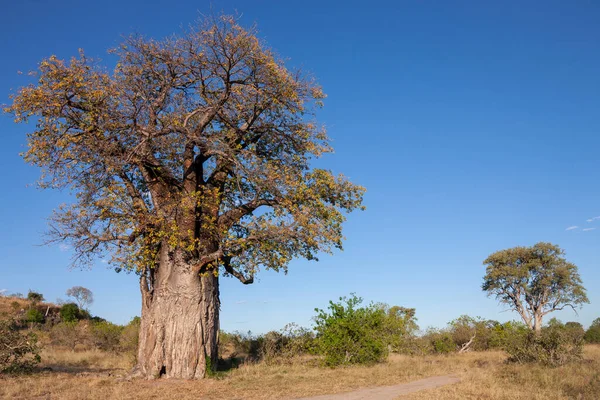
[1,0,599,332]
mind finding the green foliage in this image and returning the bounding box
[420,329,456,354]
[120,317,141,356]
[26,291,44,304]
[0,320,41,373]
[504,325,584,366]
[379,305,419,352]
[483,243,589,330]
[24,308,44,324]
[488,320,530,349]
[313,295,389,366]
[448,315,492,351]
[585,318,600,344]
[90,321,123,352]
[59,303,81,322]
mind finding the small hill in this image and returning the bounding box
[0,295,61,320]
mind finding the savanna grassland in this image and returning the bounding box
[2,294,600,399]
[1,346,599,399]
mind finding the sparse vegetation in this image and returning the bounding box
[0,319,41,373]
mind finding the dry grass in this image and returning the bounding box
[1,346,599,399]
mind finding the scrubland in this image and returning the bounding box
[1,346,598,399]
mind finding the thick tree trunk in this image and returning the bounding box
[133,248,220,379]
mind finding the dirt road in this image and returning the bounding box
[292,374,460,400]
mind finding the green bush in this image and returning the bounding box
[314,294,388,366]
[422,329,456,354]
[90,320,123,352]
[0,320,41,373]
[24,308,44,324]
[27,291,44,304]
[379,305,419,352]
[505,325,584,366]
[489,320,530,349]
[59,303,81,322]
[120,316,141,356]
[584,318,600,344]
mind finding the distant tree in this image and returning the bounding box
[482,242,588,332]
[26,291,44,305]
[584,318,600,344]
[5,15,364,379]
[65,286,93,310]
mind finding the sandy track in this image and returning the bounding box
[292,374,460,400]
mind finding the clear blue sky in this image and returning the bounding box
[1,0,598,332]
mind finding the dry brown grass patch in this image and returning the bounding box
[1,346,599,399]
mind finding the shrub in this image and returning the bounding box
[379,305,419,352]
[26,291,44,304]
[258,324,315,364]
[584,318,600,344]
[423,329,456,354]
[314,294,388,366]
[24,308,44,324]
[505,325,584,366]
[50,321,89,351]
[0,320,41,373]
[59,303,81,322]
[120,317,141,356]
[489,320,529,349]
[90,320,123,352]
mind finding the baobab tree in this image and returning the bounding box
[5,16,365,378]
[482,242,588,333]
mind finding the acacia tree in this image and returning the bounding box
[5,16,364,378]
[66,286,94,310]
[482,242,588,333]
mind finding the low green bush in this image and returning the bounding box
[90,321,123,352]
[59,303,81,323]
[313,294,389,366]
[24,308,44,324]
[584,318,600,344]
[120,316,141,356]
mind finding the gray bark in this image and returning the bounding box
[134,247,220,379]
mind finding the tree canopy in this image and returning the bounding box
[482,242,588,331]
[66,286,93,310]
[5,15,365,285]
